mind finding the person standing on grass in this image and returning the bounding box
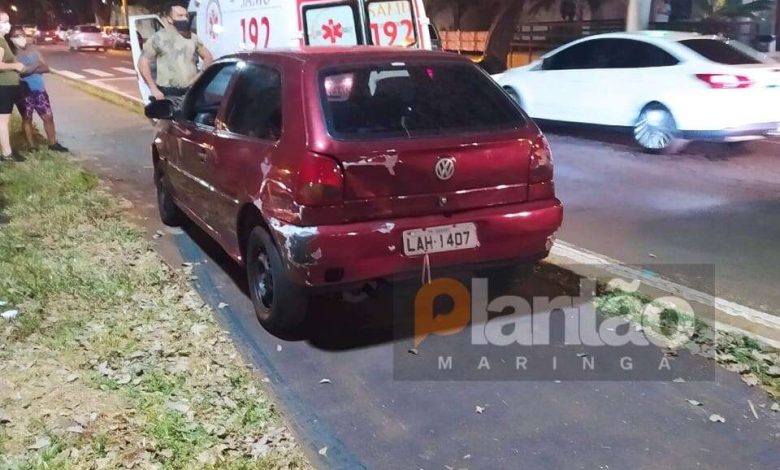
[6,26,68,153]
[0,11,25,161]
[138,1,213,101]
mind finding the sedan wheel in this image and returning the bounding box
[634,105,687,153]
[246,227,308,333]
[154,165,183,226]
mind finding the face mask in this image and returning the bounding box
[11,37,26,49]
[172,20,189,33]
[0,22,11,36]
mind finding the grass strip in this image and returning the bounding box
[0,127,309,469]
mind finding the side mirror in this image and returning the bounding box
[145,99,175,120]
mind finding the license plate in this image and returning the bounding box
[403,223,478,256]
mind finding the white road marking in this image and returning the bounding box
[53,69,86,80]
[551,240,780,348]
[83,68,114,78]
[112,67,137,75]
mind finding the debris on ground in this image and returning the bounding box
[1,309,19,320]
[708,414,726,423]
[595,286,780,398]
[686,399,703,407]
[748,400,759,419]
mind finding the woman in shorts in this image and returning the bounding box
[0,11,25,161]
[7,26,68,152]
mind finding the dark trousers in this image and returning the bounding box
[157,86,188,98]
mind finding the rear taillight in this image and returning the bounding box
[529,135,553,183]
[296,153,344,206]
[695,74,753,89]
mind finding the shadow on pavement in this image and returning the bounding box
[176,216,593,351]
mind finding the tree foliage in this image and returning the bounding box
[693,0,772,18]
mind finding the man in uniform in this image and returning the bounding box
[138,1,213,100]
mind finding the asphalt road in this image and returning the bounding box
[551,127,780,314]
[38,44,140,100]
[43,72,780,469]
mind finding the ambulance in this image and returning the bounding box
[129,0,440,102]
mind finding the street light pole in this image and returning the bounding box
[122,0,129,27]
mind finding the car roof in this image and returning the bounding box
[226,46,470,66]
[579,30,718,43]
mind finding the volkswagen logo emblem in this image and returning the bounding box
[435,158,455,181]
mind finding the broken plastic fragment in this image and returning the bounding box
[1,309,18,320]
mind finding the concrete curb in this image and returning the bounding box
[549,240,780,349]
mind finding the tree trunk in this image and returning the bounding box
[480,0,526,74]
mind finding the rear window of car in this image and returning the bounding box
[117,28,129,34]
[80,26,101,33]
[679,39,762,65]
[320,62,525,139]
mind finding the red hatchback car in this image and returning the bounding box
[145,47,563,331]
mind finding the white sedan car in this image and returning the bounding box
[495,31,780,152]
[68,25,106,51]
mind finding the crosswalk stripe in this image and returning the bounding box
[56,70,87,80]
[113,67,137,75]
[83,68,114,78]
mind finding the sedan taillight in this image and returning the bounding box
[296,153,344,206]
[529,135,553,183]
[695,73,753,89]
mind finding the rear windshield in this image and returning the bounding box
[320,62,525,139]
[80,26,101,33]
[116,28,129,34]
[679,39,763,65]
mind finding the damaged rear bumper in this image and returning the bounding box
[268,198,563,288]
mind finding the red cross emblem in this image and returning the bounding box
[322,19,343,44]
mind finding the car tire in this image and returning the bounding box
[634,104,688,154]
[476,263,535,293]
[246,226,308,333]
[154,164,184,227]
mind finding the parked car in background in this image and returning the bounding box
[22,24,37,38]
[35,29,59,44]
[107,27,131,49]
[56,25,72,42]
[495,31,780,153]
[144,48,563,332]
[68,25,106,51]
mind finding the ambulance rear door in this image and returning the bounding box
[129,14,166,103]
